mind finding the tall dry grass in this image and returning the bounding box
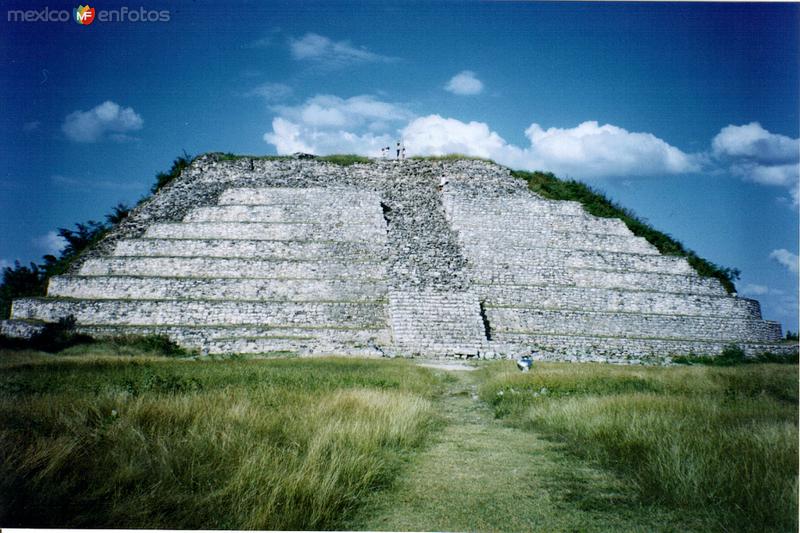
[479,361,799,532]
[0,355,443,529]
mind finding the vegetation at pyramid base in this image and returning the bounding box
[479,360,798,532]
[0,153,742,321]
[511,169,740,294]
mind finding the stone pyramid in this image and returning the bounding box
[2,155,788,362]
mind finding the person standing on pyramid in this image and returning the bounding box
[396,141,401,159]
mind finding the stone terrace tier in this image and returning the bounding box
[10,186,393,356]
[441,179,785,359]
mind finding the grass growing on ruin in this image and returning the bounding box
[0,352,447,530]
[318,154,372,166]
[410,153,494,162]
[479,361,799,532]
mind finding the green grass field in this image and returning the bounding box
[0,345,796,531]
[480,362,799,532]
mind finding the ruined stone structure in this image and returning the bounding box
[1,155,789,362]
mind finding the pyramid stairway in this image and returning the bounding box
[10,186,392,356]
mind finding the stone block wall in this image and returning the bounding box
[441,174,785,358]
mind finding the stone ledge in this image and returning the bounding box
[49,276,389,302]
[12,298,389,328]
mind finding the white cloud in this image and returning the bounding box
[400,116,698,178]
[289,33,393,66]
[263,94,696,177]
[33,231,67,255]
[521,121,699,177]
[401,115,506,158]
[445,70,484,95]
[264,94,411,155]
[769,249,799,274]
[245,82,293,103]
[713,122,798,165]
[712,123,800,205]
[266,95,800,183]
[0,259,12,271]
[274,94,412,129]
[62,101,143,143]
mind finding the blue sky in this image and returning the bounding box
[1,0,798,331]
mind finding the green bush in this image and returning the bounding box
[152,151,193,193]
[319,154,371,166]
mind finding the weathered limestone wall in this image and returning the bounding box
[3,155,791,361]
[440,172,785,359]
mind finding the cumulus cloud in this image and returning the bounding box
[262,94,697,177]
[289,33,393,66]
[713,122,798,164]
[401,115,506,158]
[273,94,412,129]
[769,249,799,274]
[400,116,698,178]
[62,101,143,143]
[264,94,412,155]
[445,70,484,95]
[33,231,67,255]
[712,122,800,205]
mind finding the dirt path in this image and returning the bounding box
[346,367,698,532]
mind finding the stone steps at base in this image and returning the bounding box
[145,222,386,242]
[0,318,45,338]
[79,257,387,280]
[184,205,384,225]
[11,298,387,328]
[471,267,727,296]
[479,285,761,318]
[463,247,693,275]
[390,342,486,357]
[48,276,388,302]
[202,338,383,357]
[74,324,392,345]
[487,307,782,343]
[489,334,796,359]
[114,239,387,261]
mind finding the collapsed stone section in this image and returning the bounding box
[2,155,791,361]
